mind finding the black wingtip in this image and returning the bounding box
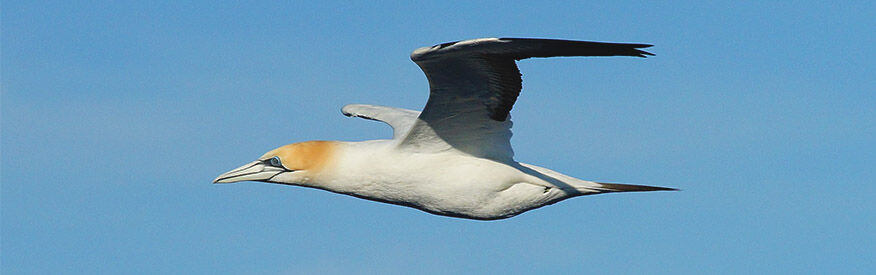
[636,50,655,58]
[631,44,655,58]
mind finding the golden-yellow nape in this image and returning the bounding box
[260,141,338,173]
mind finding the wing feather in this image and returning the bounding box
[399,38,653,160]
[342,104,420,139]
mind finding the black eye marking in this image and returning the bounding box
[263,156,284,168]
[262,156,294,172]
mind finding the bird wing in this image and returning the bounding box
[342,104,420,139]
[398,38,653,161]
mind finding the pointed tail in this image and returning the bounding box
[588,182,678,193]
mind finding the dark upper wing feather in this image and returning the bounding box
[498,38,654,60]
[413,38,654,122]
[400,38,652,160]
[483,56,522,121]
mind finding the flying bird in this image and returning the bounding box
[214,38,675,220]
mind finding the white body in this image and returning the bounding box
[319,140,580,220]
[214,38,672,220]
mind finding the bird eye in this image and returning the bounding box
[269,156,282,167]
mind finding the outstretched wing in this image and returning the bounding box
[342,104,420,139]
[399,38,653,161]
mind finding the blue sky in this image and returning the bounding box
[3,1,874,274]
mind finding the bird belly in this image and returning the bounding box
[326,149,568,219]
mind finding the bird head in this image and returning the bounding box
[213,141,338,186]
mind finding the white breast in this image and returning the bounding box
[318,141,569,219]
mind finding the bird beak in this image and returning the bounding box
[213,161,286,184]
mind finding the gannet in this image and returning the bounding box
[214,38,675,220]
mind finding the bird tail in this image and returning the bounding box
[517,162,677,194]
[585,182,678,193]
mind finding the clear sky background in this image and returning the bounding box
[3,1,875,274]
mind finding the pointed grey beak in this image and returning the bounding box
[213,161,286,184]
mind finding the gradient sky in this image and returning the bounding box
[3,1,875,274]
